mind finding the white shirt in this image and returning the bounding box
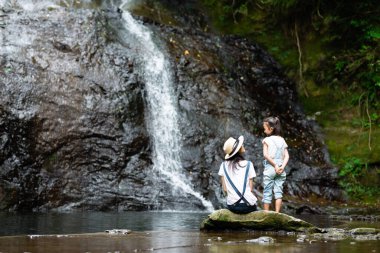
[262,135,288,159]
[218,160,257,205]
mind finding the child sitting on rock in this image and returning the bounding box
[218,136,258,214]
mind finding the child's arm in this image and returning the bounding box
[249,178,254,192]
[280,148,289,169]
[220,176,227,196]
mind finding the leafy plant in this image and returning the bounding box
[339,158,365,179]
[338,158,379,200]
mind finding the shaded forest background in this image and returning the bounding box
[148,0,379,204]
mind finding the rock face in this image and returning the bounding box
[200,209,320,232]
[0,1,342,211]
[0,6,152,211]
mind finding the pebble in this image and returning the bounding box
[105,229,131,235]
[297,234,307,243]
[208,237,222,241]
[246,236,275,244]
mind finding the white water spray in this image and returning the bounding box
[119,0,213,212]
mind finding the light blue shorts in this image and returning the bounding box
[262,164,286,204]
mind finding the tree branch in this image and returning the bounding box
[295,22,309,97]
[366,94,372,151]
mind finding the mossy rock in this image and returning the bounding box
[200,209,321,232]
[349,228,380,235]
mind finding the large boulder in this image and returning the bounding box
[0,5,152,211]
[201,209,321,232]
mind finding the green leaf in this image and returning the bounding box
[366,26,380,39]
[237,4,248,16]
[335,60,346,72]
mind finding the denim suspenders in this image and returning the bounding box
[223,161,251,206]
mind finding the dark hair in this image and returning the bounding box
[226,153,245,171]
[263,116,282,136]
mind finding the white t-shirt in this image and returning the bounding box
[218,160,257,205]
[262,135,288,160]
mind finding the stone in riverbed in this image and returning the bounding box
[105,229,131,235]
[313,227,380,241]
[349,227,379,235]
[246,236,275,244]
[200,209,321,232]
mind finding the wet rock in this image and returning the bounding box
[0,7,150,211]
[150,8,343,208]
[200,209,321,232]
[349,228,379,235]
[283,201,325,214]
[105,229,131,235]
[0,2,342,211]
[329,214,380,221]
[246,236,275,244]
[52,41,73,53]
[312,227,380,241]
[296,234,307,243]
[313,228,348,241]
[353,234,380,241]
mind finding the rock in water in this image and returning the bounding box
[200,209,321,232]
[246,236,275,244]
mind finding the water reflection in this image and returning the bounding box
[0,211,209,236]
[0,231,379,253]
[1,212,379,237]
[0,212,379,253]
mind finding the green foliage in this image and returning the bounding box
[339,158,365,178]
[201,0,380,107]
[236,3,249,16]
[335,60,346,72]
[338,158,379,201]
[339,181,379,201]
[318,1,380,116]
[261,0,299,9]
[367,27,380,40]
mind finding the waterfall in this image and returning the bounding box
[118,0,214,212]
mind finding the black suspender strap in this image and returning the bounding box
[223,161,251,205]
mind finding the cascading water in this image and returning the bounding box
[118,0,214,212]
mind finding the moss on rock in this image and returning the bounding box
[200,209,321,232]
[349,227,380,235]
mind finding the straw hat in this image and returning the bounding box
[223,136,244,160]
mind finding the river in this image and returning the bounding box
[0,211,378,253]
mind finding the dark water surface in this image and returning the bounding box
[0,212,379,253]
[0,231,379,253]
[0,211,208,236]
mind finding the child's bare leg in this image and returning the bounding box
[263,203,270,211]
[275,199,282,212]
